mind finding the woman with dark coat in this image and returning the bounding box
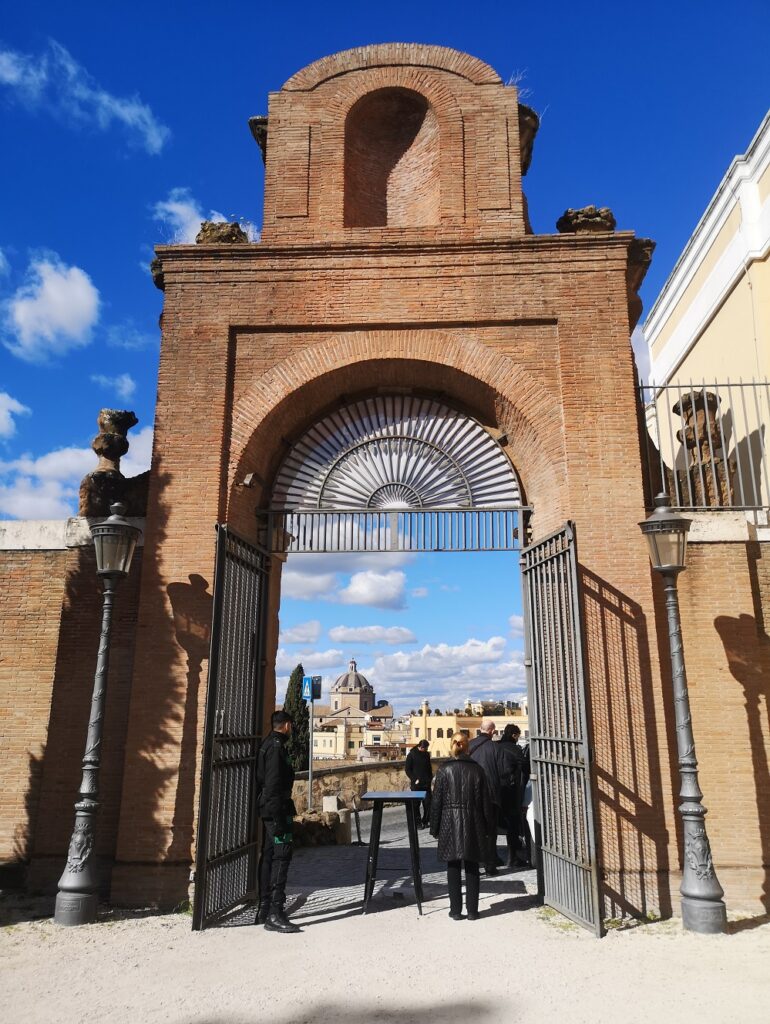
[497,723,525,868]
[429,731,496,920]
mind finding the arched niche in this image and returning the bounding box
[344,88,440,228]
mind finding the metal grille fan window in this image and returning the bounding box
[272,394,521,510]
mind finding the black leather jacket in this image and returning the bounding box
[257,730,296,824]
[429,755,495,863]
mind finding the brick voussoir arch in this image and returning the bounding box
[228,330,566,513]
[283,42,502,91]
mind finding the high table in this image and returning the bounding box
[361,790,426,915]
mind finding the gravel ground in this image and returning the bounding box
[2,808,768,1024]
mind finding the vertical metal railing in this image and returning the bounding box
[521,523,603,936]
[192,526,269,930]
[640,381,770,509]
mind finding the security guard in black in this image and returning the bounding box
[257,710,299,932]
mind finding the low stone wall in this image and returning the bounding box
[292,759,448,813]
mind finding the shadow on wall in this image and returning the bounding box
[580,566,673,921]
[0,751,44,889]
[166,573,213,862]
[715,545,770,913]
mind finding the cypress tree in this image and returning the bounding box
[283,663,310,771]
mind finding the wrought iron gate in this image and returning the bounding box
[192,526,269,930]
[521,523,603,936]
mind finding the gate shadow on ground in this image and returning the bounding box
[193,1001,494,1024]
[580,567,673,922]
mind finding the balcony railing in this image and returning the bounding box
[640,381,770,510]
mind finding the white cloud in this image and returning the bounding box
[509,613,525,639]
[632,325,650,384]
[0,248,10,277]
[119,425,153,477]
[411,586,428,598]
[280,619,322,645]
[0,391,31,438]
[106,322,156,350]
[365,637,527,713]
[3,256,100,362]
[0,424,153,520]
[328,624,417,645]
[0,40,169,154]
[151,188,260,244]
[339,570,406,610]
[281,569,339,600]
[90,373,136,401]
[275,647,344,675]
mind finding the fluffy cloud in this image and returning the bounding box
[90,373,136,401]
[328,624,417,645]
[281,569,339,600]
[631,325,650,384]
[279,620,322,645]
[338,570,407,610]
[3,256,100,362]
[0,391,31,439]
[0,424,153,519]
[106,322,156,350]
[152,188,260,245]
[275,647,344,675]
[281,550,415,604]
[0,248,9,277]
[509,613,525,639]
[0,40,169,154]
[364,637,527,713]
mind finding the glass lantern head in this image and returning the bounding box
[91,502,142,577]
[639,493,691,574]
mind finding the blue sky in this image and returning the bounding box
[1,1,769,711]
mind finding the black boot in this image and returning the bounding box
[255,901,269,925]
[264,906,301,933]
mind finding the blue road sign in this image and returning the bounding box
[302,676,312,700]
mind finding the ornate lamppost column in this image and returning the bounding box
[54,503,141,926]
[639,493,727,933]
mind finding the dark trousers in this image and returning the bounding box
[258,818,294,910]
[447,859,480,915]
[410,782,431,824]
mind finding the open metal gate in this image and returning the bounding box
[521,522,603,936]
[192,526,269,930]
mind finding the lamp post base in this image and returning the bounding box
[681,896,727,934]
[54,891,98,926]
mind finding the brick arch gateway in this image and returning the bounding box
[106,43,690,935]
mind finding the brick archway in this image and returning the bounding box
[227,330,567,537]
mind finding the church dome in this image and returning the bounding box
[332,659,373,693]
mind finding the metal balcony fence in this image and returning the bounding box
[640,381,770,511]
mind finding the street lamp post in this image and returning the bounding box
[54,503,141,926]
[639,493,727,934]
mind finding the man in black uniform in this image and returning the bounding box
[257,710,300,933]
[405,739,433,827]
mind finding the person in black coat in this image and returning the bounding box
[469,718,503,873]
[405,739,433,826]
[497,723,526,868]
[256,710,299,933]
[429,731,496,920]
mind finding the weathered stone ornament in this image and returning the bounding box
[556,205,617,233]
[195,220,249,244]
[79,409,138,517]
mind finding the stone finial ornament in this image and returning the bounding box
[248,115,268,163]
[195,221,249,244]
[79,409,140,517]
[517,104,539,176]
[556,206,617,234]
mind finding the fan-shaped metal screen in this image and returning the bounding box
[272,395,521,510]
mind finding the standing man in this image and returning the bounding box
[257,710,300,933]
[469,718,503,873]
[405,738,433,827]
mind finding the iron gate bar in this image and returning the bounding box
[521,522,603,936]
[260,506,531,554]
[192,526,269,931]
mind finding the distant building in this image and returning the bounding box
[409,698,530,758]
[311,659,395,761]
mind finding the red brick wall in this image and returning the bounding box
[0,543,143,892]
[0,550,67,866]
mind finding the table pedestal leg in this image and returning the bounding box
[362,801,383,913]
[405,801,424,915]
